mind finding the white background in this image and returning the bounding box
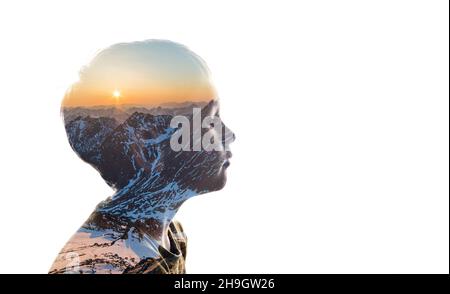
[0,1,448,273]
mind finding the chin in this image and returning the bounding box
[196,168,228,195]
[212,164,229,191]
[213,172,228,191]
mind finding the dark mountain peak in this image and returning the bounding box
[65,115,119,166]
[126,112,155,126]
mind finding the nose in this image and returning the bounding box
[230,131,236,143]
[223,125,235,150]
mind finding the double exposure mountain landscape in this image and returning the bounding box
[49,40,234,274]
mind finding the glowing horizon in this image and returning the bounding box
[62,40,217,108]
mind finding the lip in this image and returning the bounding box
[223,160,231,168]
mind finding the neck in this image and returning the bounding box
[84,180,195,250]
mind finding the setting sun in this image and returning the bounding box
[113,90,121,99]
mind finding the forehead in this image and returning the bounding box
[203,99,221,117]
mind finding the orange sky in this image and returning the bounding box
[62,40,216,107]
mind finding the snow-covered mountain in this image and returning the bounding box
[50,100,228,273]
